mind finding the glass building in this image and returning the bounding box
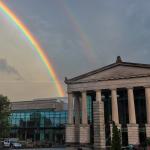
[10,98,67,145]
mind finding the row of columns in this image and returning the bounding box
[67,86,150,147]
[67,91,90,145]
[110,87,150,125]
[68,91,88,125]
[110,88,136,124]
[111,88,137,124]
[68,87,150,125]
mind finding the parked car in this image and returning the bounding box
[10,141,22,149]
[3,139,22,149]
[3,139,10,148]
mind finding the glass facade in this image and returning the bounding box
[10,109,67,144]
[87,96,93,123]
[87,95,94,144]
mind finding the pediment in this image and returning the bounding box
[67,62,150,83]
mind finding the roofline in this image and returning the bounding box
[11,97,67,103]
[65,60,150,84]
[67,74,150,84]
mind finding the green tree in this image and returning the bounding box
[111,121,121,150]
[0,95,11,138]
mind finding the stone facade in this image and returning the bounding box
[146,124,150,138]
[127,124,139,145]
[65,57,150,148]
[79,124,90,144]
[93,101,105,149]
[66,124,76,143]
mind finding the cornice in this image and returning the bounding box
[67,74,150,84]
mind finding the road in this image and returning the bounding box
[11,148,92,150]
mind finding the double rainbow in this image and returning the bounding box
[0,1,64,97]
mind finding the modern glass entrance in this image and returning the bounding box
[10,109,67,145]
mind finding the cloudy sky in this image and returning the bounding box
[1,0,150,101]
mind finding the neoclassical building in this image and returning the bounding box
[65,57,150,149]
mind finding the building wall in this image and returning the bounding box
[10,98,68,145]
[65,59,150,149]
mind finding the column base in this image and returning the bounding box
[65,124,76,144]
[127,124,139,145]
[146,124,150,138]
[74,124,80,144]
[79,124,90,144]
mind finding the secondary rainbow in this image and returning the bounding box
[0,1,64,97]
[61,1,97,64]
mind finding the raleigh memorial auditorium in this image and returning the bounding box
[65,56,150,149]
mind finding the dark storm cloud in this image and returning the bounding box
[0,59,22,80]
[4,0,150,78]
[3,0,150,100]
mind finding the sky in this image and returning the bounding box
[1,0,150,101]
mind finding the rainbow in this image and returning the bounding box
[61,1,97,64]
[0,1,64,97]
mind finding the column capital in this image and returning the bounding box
[110,88,117,91]
[67,91,73,94]
[95,89,102,92]
[144,85,150,88]
[126,86,134,89]
[80,90,87,93]
[109,87,119,91]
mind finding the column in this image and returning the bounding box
[74,95,80,143]
[68,92,73,124]
[145,87,150,138]
[81,91,88,124]
[93,90,106,149]
[111,89,119,124]
[110,89,121,141]
[128,88,136,124]
[79,91,90,144]
[66,92,75,144]
[96,89,102,102]
[127,87,139,145]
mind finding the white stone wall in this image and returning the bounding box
[127,124,139,145]
[79,125,90,144]
[146,124,150,138]
[93,101,106,149]
[66,125,75,143]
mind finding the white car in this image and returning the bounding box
[10,141,22,149]
[3,139,22,149]
[3,139,10,148]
